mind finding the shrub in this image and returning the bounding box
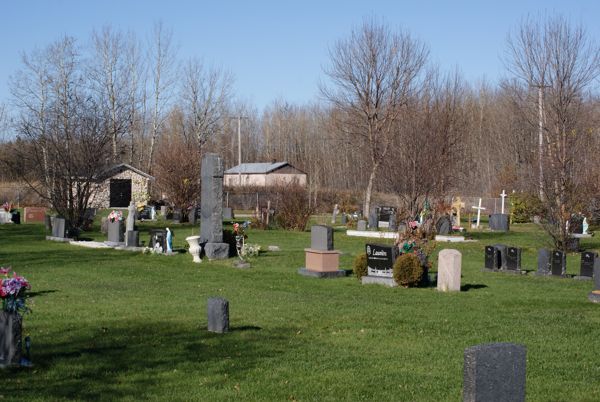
[272,182,314,231]
[393,253,424,287]
[511,192,544,223]
[353,253,368,280]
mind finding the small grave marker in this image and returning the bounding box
[437,249,461,292]
[207,297,229,333]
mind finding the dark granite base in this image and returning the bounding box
[588,291,600,303]
[204,243,230,260]
[361,275,397,287]
[298,268,348,278]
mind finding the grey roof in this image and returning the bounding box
[225,162,291,175]
[95,163,155,181]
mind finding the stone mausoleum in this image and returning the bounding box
[89,163,154,208]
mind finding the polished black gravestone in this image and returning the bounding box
[506,247,522,271]
[551,250,567,277]
[535,248,551,276]
[484,245,500,271]
[362,243,399,287]
[149,229,167,251]
[207,297,229,333]
[576,251,597,280]
[489,214,509,232]
[463,343,526,402]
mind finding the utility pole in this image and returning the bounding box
[229,116,247,186]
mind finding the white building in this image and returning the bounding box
[224,162,307,187]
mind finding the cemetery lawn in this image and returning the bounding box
[2,221,600,401]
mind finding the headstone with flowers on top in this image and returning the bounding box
[106,210,124,244]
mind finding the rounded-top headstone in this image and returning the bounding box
[437,249,462,292]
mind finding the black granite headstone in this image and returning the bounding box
[377,206,396,222]
[580,251,597,278]
[366,243,398,277]
[150,229,167,251]
[10,212,20,225]
[484,245,500,270]
[536,249,551,275]
[506,247,522,271]
[311,225,334,251]
[551,250,567,277]
[493,244,508,270]
[207,297,229,333]
[570,215,584,234]
[463,343,526,402]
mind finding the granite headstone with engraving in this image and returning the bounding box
[200,154,229,259]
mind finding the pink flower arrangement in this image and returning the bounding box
[2,202,13,212]
[107,210,123,223]
[0,267,30,314]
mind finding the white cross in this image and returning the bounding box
[472,198,486,228]
[500,190,507,214]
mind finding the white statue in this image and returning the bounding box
[126,202,136,232]
[166,227,173,253]
[583,217,589,235]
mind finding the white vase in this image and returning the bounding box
[186,236,202,263]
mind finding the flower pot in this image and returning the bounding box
[107,220,124,243]
[186,235,202,263]
[0,311,22,366]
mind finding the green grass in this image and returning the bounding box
[1,220,600,401]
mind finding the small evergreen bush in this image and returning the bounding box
[353,253,368,280]
[393,253,424,287]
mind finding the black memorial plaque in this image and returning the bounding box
[366,243,398,277]
[485,245,500,270]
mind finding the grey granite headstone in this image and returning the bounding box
[388,213,397,232]
[125,230,139,247]
[160,205,168,217]
[207,297,229,333]
[188,208,196,225]
[357,220,367,231]
[0,311,22,366]
[311,225,333,251]
[223,207,233,220]
[200,154,229,259]
[463,343,526,402]
[536,248,551,275]
[489,214,510,232]
[107,221,124,243]
[340,214,347,225]
[436,216,452,235]
[368,209,378,230]
[172,208,182,223]
[126,202,136,232]
[52,217,66,238]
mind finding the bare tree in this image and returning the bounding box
[321,18,428,216]
[146,22,177,176]
[505,15,600,250]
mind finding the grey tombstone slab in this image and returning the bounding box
[207,297,229,333]
[126,202,136,232]
[357,220,367,231]
[199,153,229,259]
[437,249,461,292]
[125,230,139,247]
[388,213,397,232]
[340,214,347,225]
[223,207,234,220]
[172,209,182,223]
[107,221,124,243]
[310,225,333,251]
[489,214,510,232]
[436,216,452,235]
[0,311,22,366]
[188,208,196,225]
[160,205,168,217]
[52,217,66,238]
[368,209,378,230]
[463,343,526,402]
[536,248,551,276]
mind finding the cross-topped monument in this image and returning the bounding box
[500,190,508,214]
[472,198,486,228]
[452,197,465,227]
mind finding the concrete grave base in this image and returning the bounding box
[573,275,593,281]
[46,236,74,242]
[482,268,527,275]
[304,248,340,272]
[361,275,397,287]
[435,235,466,242]
[573,233,592,239]
[588,290,600,303]
[297,268,347,278]
[346,230,397,239]
[233,260,251,269]
[204,243,230,260]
